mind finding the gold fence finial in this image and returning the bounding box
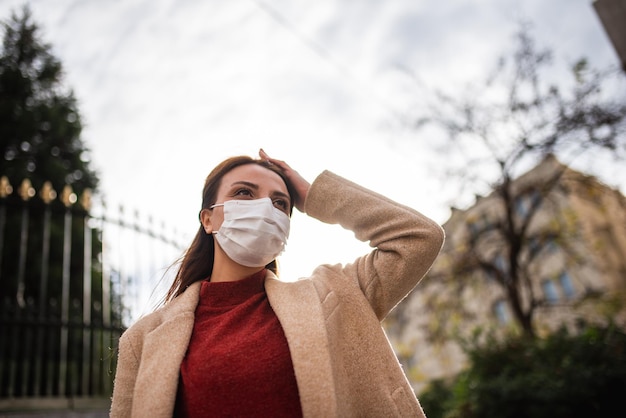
[80,188,92,211]
[61,184,77,207]
[40,181,57,204]
[18,179,35,201]
[0,176,13,198]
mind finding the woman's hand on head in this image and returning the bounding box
[259,148,310,212]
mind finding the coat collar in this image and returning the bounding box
[132,282,201,417]
[134,275,338,418]
[265,271,338,417]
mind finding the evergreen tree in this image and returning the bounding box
[0,6,118,399]
[0,4,102,306]
[0,4,98,193]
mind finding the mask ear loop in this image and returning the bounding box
[201,203,224,234]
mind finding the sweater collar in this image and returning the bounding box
[199,269,266,307]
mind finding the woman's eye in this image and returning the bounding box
[234,188,252,197]
[273,199,288,211]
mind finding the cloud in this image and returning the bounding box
[1,0,622,286]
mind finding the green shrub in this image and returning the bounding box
[419,324,626,418]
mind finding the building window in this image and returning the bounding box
[468,219,479,235]
[559,271,576,299]
[545,240,558,253]
[515,197,530,218]
[493,299,510,324]
[542,279,559,303]
[467,213,494,238]
[528,237,541,256]
[494,253,507,275]
[515,190,540,218]
[528,236,558,258]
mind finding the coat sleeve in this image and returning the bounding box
[303,170,445,320]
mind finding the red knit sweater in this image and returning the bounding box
[175,270,302,417]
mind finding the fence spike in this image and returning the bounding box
[40,181,57,204]
[0,176,13,198]
[81,188,92,211]
[61,184,76,207]
[18,179,35,201]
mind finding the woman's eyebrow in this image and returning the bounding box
[230,180,258,189]
[272,190,291,202]
[231,181,290,202]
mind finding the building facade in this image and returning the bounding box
[384,156,626,393]
[593,0,626,72]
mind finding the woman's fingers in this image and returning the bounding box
[259,148,310,212]
[260,149,289,171]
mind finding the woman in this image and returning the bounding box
[110,149,444,418]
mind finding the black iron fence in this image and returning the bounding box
[0,177,185,413]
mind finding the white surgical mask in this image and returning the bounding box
[210,197,290,267]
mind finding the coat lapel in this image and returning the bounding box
[265,274,338,417]
[132,283,201,417]
[132,277,337,417]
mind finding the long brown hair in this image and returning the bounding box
[163,156,296,304]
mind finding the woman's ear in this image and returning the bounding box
[200,209,213,234]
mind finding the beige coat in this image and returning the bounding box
[110,170,444,418]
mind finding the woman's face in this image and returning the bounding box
[200,163,291,234]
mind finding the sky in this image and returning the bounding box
[0,0,623,310]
